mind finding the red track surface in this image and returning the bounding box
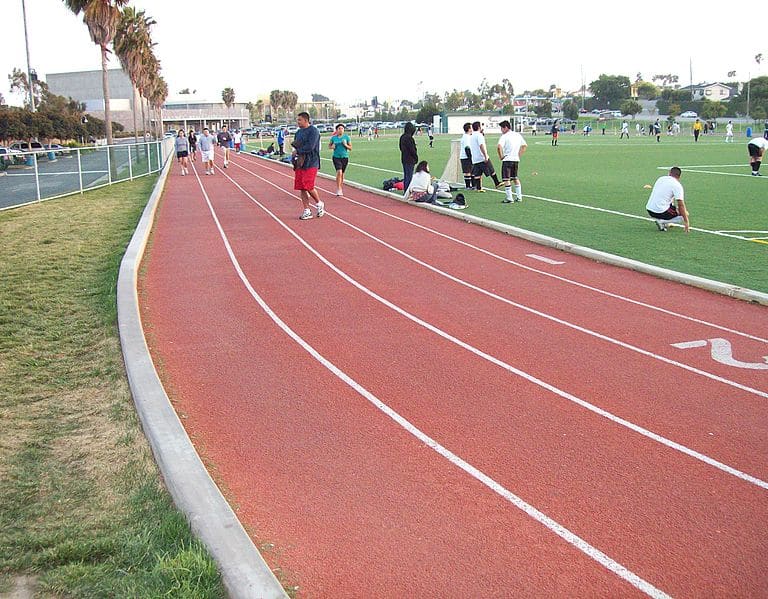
[139,152,768,597]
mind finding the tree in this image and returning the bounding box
[221,87,235,108]
[311,93,330,102]
[589,74,631,109]
[700,99,727,119]
[179,88,191,94]
[533,101,552,118]
[636,82,659,100]
[8,67,48,108]
[114,7,156,141]
[282,90,298,122]
[562,99,579,120]
[620,99,642,118]
[269,89,283,122]
[729,76,768,118]
[65,0,130,145]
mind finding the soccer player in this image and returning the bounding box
[497,120,527,203]
[646,166,689,232]
[460,122,473,189]
[693,119,702,142]
[748,136,768,176]
[328,123,352,196]
[620,121,629,139]
[469,121,501,191]
[198,127,216,175]
[292,112,324,220]
[725,121,734,143]
[217,124,233,168]
[550,120,559,146]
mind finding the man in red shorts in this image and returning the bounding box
[291,112,324,220]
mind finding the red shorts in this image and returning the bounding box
[294,167,318,191]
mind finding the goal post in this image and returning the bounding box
[440,138,463,186]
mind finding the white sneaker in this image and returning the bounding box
[336,189,343,196]
[515,196,522,202]
[655,220,668,231]
[299,208,312,220]
[316,201,325,218]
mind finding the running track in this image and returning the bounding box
[139,151,767,597]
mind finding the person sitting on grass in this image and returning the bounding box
[405,160,438,204]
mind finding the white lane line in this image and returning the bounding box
[226,159,768,491]
[527,254,565,265]
[241,155,768,345]
[190,163,672,599]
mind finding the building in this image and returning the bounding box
[46,69,250,133]
[441,112,517,135]
[46,68,142,129]
[679,82,734,102]
[161,95,249,132]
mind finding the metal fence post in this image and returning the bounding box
[77,147,83,194]
[33,152,41,202]
[128,144,133,180]
[106,144,112,184]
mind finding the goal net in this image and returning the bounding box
[440,138,463,186]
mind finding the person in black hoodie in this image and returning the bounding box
[399,122,418,195]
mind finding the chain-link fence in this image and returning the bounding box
[0,138,174,211]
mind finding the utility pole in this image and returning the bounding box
[21,0,36,111]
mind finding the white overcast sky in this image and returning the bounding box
[2,0,766,107]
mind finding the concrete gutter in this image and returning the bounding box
[257,154,766,307]
[116,157,288,598]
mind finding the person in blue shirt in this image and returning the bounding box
[291,112,324,220]
[276,128,286,156]
[328,123,352,196]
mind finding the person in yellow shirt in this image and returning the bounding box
[693,118,702,142]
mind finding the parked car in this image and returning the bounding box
[10,140,45,155]
[680,111,698,118]
[0,146,25,166]
[44,143,70,155]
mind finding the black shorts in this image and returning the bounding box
[176,151,188,158]
[460,157,472,173]
[501,161,519,180]
[332,157,349,172]
[471,161,495,178]
[748,143,763,157]
[647,206,679,220]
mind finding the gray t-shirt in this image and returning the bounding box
[174,136,189,153]
[198,133,216,152]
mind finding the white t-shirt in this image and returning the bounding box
[748,137,768,150]
[646,175,684,213]
[726,123,734,134]
[469,131,487,164]
[498,131,527,162]
[621,122,629,132]
[460,132,473,159]
[234,132,242,143]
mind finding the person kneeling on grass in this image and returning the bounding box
[645,166,689,232]
[405,161,438,204]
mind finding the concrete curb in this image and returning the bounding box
[253,154,767,306]
[116,158,288,599]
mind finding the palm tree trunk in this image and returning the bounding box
[101,45,113,146]
[132,85,139,143]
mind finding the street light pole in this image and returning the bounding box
[21,0,36,112]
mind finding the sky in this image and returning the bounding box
[2,0,766,109]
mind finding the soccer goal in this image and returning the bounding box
[440,138,463,186]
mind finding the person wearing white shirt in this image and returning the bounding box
[460,122,473,189]
[404,161,437,203]
[620,121,629,139]
[469,121,501,191]
[645,166,689,232]
[748,136,768,175]
[496,120,527,203]
[725,121,734,143]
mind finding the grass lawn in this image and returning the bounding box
[306,129,767,294]
[0,177,225,597]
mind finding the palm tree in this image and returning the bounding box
[64,0,129,146]
[284,90,298,123]
[269,89,282,123]
[222,87,235,107]
[114,7,155,142]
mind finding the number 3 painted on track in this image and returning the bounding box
[671,338,768,370]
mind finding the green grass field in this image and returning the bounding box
[300,130,767,294]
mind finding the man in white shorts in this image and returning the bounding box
[198,127,217,175]
[747,136,768,176]
[497,120,527,203]
[645,166,689,232]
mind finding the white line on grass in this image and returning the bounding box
[227,157,768,492]
[244,154,768,345]
[315,155,762,243]
[656,166,760,178]
[192,163,671,599]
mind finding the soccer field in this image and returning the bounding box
[310,130,767,295]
